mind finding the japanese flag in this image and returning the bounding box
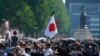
[44,15,58,38]
[11,29,19,37]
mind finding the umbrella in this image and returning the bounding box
[63,38,76,44]
[66,38,76,41]
[36,37,46,42]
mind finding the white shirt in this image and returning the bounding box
[24,53,31,56]
[44,48,53,56]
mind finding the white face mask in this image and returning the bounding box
[89,45,92,48]
[43,49,46,53]
[20,48,25,53]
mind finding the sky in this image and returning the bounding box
[62,0,65,4]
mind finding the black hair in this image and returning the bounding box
[25,48,31,53]
[7,53,14,56]
[46,43,51,48]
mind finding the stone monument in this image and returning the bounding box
[73,7,93,40]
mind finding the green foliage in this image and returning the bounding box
[48,0,70,34]
[0,0,38,33]
[25,0,70,34]
[0,0,70,35]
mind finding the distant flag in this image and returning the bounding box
[11,29,19,37]
[44,15,58,38]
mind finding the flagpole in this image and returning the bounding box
[47,36,52,44]
[47,11,55,43]
[51,11,55,16]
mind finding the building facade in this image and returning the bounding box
[66,0,100,38]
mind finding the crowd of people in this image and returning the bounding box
[0,38,100,56]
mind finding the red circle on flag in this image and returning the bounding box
[49,23,56,32]
[13,31,17,35]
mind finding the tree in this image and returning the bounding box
[0,0,70,36]
[0,0,38,35]
[49,0,70,34]
[25,0,70,34]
